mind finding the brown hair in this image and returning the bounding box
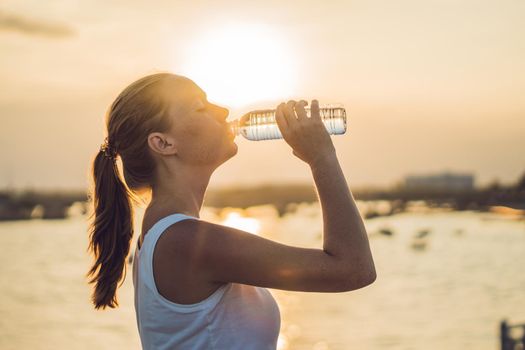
[87,73,177,309]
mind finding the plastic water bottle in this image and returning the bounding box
[228,103,347,141]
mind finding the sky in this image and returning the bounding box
[1,0,524,191]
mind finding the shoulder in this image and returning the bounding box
[156,218,231,256]
[163,218,226,239]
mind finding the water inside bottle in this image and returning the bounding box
[231,105,347,141]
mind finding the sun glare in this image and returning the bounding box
[221,211,261,235]
[179,22,298,109]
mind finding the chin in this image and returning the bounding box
[215,142,237,165]
[228,142,238,157]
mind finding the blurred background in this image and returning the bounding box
[0,0,524,349]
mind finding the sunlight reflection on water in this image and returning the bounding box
[0,205,524,349]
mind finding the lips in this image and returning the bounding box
[224,124,234,138]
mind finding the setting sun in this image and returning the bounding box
[179,22,298,109]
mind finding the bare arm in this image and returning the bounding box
[277,99,375,286]
[164,99,375,292]
[310,154,376,284]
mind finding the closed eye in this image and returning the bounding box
[196,101,209,112]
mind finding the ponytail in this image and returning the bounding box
[87,148,134,309]
[86,72,180,309]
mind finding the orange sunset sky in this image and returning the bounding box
[1,0,524,191]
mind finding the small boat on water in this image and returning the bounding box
[411,228,431,250]
[416,228,431,239]
[411,237,428,250]
[454,228,464,236]
[378,228,394,236]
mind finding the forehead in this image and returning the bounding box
[164,78,206,104]
[161,77,206,110]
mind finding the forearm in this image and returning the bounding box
[310,154,376,277]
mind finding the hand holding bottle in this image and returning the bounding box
[275,100,337,167]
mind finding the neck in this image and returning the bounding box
[149,163,214,219]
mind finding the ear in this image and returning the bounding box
[147,132,178,156]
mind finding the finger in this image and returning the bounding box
[275,103,288,127]
[275,103,290,137]
[310,99,321,122]
[295,100,308,120]
[284,100,298,126]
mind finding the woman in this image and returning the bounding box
[87,73,376,350]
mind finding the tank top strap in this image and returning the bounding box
[138,213,199,291]
[143,213,199,248]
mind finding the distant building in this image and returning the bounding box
[404,172,474,191]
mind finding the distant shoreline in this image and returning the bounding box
[0,182,523,221]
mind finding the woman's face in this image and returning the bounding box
[162,77,238,167]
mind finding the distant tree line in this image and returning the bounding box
[0,171,524,221]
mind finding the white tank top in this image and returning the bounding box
[132,213,281,350]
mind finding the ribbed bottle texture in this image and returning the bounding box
[229,104,347,141]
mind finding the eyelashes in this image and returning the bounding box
[196,101,209,112]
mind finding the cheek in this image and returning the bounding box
[177,126,225,164]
